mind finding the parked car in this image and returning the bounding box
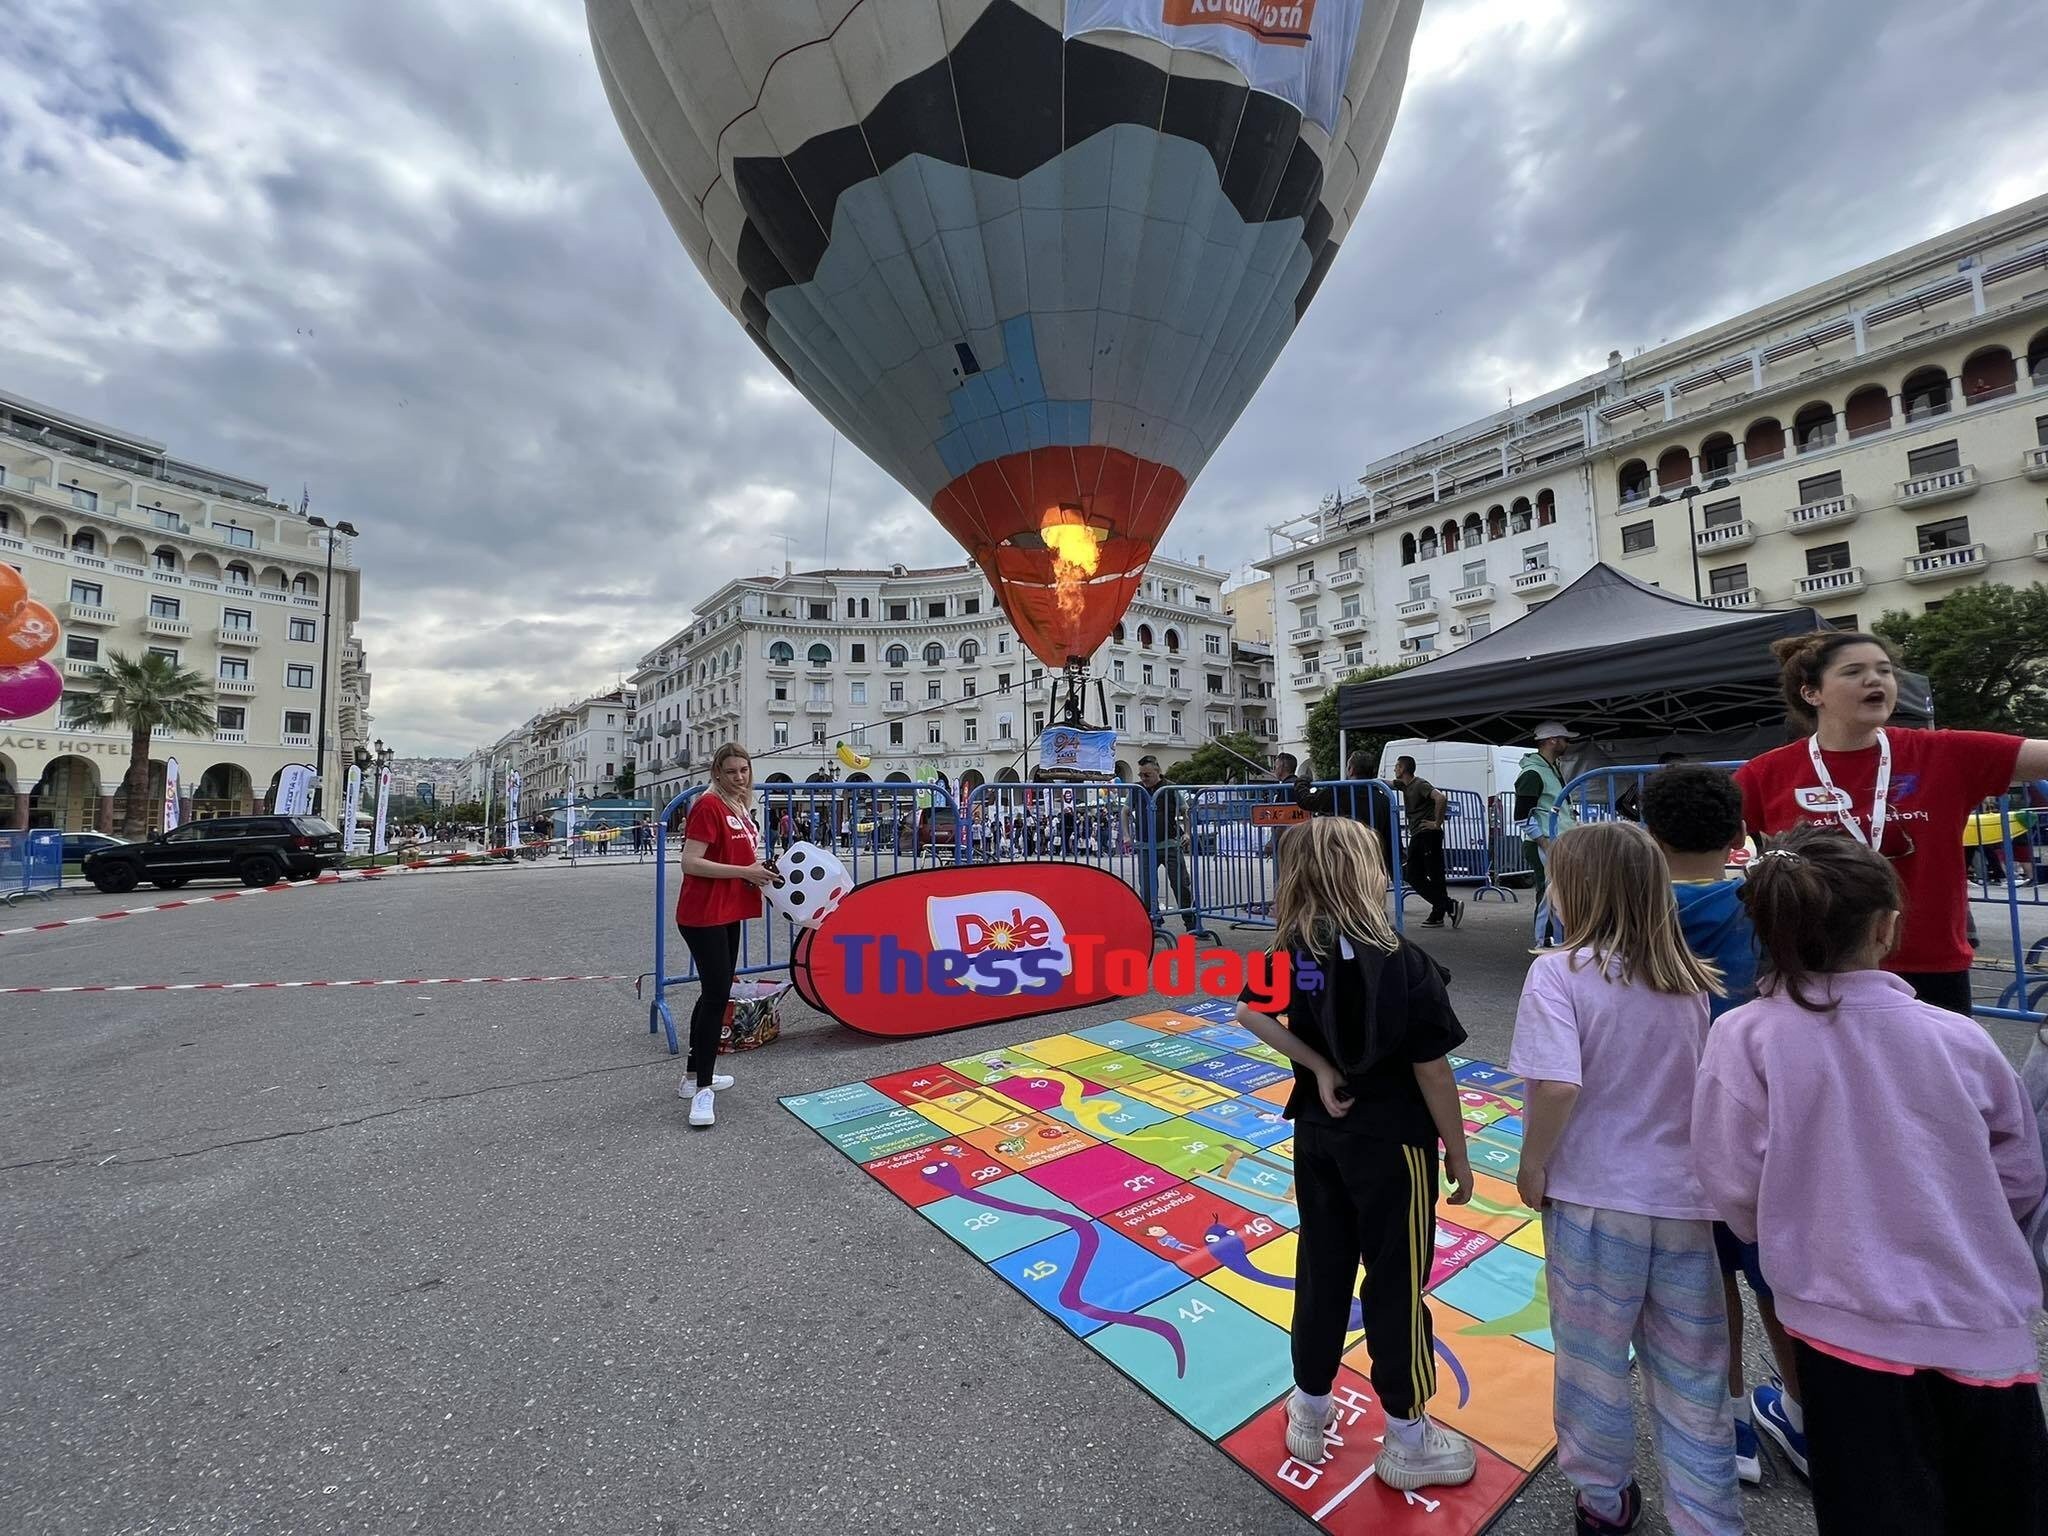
[82,815,344,893]
[61,832,127,872]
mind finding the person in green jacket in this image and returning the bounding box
[1512,722,1578,934]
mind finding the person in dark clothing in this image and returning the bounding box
[1131,755,1197,933]
[1615,751,1686,822]
[1298,751,1398,872]
[1391,755,1461,929]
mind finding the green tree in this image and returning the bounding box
[1875,583,2048,736]
[1305,664,1406,780]
[1164,731,1268,784]
[614,761,637,797]
[77,651,218,837]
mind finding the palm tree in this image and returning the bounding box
[77,651,218,838]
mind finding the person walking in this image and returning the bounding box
[675,743,775,1130]
[1132,756,1198,935]
[1391,755,1461,929]
[1514,723,1578,942]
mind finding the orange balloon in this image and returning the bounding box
[0,600,61,666]
[0,562,25,620]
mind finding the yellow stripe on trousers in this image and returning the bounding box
[1403,1144,1436,1412]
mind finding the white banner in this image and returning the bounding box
[506,770,523,850]
[161,757,181,832]
[1038,726,1117,778]
[342,765,364,855]
[1063,0,1364,134]
[372,767,392,855]
[275,762,317,817]
[566,794,577,853]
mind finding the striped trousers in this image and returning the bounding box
[1292,1124,1439,1419]
[1545,1201,1744,1536]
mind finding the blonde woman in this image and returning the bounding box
[675,743,774,1130]
[1234,816,1478,1493]
[1508,821,1739,1536]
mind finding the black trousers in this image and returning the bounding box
[1406,827,1451,921]
[1898,969,1973,1018]
[1796,1339,2048,1536]
[1292,1122,1440,1419]
[678,920,741,1089]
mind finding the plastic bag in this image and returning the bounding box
[720,978,788,1053]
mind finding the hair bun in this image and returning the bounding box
[1770,633,1821,664]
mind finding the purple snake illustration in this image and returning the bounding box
[1202,1220,1471,1407]
[925,1161,1189,1375]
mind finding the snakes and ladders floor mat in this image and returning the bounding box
[781,998,1555,1535]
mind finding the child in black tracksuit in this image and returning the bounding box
[1236,815,1478,1491]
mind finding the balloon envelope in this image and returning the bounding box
[0,659,62,722]
[0,600,61,667]
[589,0,1421,665]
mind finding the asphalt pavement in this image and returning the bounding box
[2,859,2041,1535]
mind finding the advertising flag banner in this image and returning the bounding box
[275,763,316,817]
[342,765,364,855]
[506,770,523,850]
[373,768,392,856]
[161,757,181,832]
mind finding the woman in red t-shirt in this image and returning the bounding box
[1736,631,2048,1016]
[676,743,775,1127]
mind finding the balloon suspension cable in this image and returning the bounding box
[1058,658,1096,728]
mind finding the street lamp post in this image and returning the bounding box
[306,515,359,814]
[1678,485,1704,602]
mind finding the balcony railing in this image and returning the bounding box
[2023,446,2048,481]
[62,659,100,679]
[883,698,911,713]
[1289,671,1326,691]
[281,733,314,748]
[804,700,835,714]
[1325,566,1365,590]
[1284,578,1320,600]
[63,601,119,627]
[1785,493,1858,532]
[1902,543,1986,583]
[1896,464,1978,506]
[1450,582,1496,609]
[1396,596,1438,620]
[1511,565,1560,596]
[1328,615,1368,637]
[144,615,192,639]
[216,625,260,647]
[1694,519,1756,552]
[1287,624,1325,646]
[1795,566,1866,599]
[1703,586,1759,610]
[215,678,259,696]
[213,729,248,744]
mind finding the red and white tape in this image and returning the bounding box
[0,867,392,940]
[0,973,632,995]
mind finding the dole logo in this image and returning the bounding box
[1794,785,1853,813]
[926,890,1072,992]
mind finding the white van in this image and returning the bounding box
[1374,738,1527,803]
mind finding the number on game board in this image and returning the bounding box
[1244,1218,1275,1237]
[1022,1261,1058,1281]
[1123,1174,1157,1192]
[963,1213,999,1231]
[970,1166,1001,1182]
[1177,1298,1215,1324]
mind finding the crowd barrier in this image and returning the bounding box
[0,829,62,905]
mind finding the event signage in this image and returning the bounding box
[275,763,316,817]
[372,767,392,855]
[1036,726,1116,779]
[161,757,181,832]
[505,770,523,850]
[342,765,364,856]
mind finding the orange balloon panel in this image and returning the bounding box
[931,446,1189,668]
[0,561,25,617]
[0,600,61,667]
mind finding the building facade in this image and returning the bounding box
[0,389,364,831]
[1260,195,2048,755]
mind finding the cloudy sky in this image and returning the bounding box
[3,0,2043,755]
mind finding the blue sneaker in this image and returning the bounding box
[1732,1410,1762,1485]
[1751,1381,1808,1478]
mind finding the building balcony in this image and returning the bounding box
[281,733,313,749]
[1704,587,1759,610]
[765,662,794,677]
[216,625,260,647]
[765,697,796,714]
[1396,596,1438,620]
[1325,567,1365,591]
[1284,578,1320,601]
[1450,582,1496,609]
[1328,615,1369,638]
[213,729,247,744]
[144,615,192,639]
[1795,566,1866,600]
[1896,464,1978,508]
[62,658,99,679]
[804,700,834,714]
[215,678,259,696]
[1694,519,1756,553]
[883,697,911,714]
[2023,447,2048,482]
[63,601,119,627]
[1288,624,1325,647]
[1511,565,1561,597]
[1289,670,1327,692]
[2034,530,2048,562]
[1785,493,1859,533]
[1902,543,1986,584]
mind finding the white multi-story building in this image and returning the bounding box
[1261,193,2048,756]
[632,555,1237,795]
[502,687,637,810]
[0,389,363,830]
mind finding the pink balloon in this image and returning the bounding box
[0,659,62,720]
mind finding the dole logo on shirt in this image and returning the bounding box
[1794,785,1854,813]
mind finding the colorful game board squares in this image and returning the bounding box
[963,1111,1097,1170]
[914,1172,1092,1260]
[1085,1278,1293,1439]
[1108,1182,1278,1277]
[782,1081,899,1129]
[1187,1095,1295,1148]
[1189,1021,1261,1050]
[1123,1008,1212,1034]
[1204,1229,1304,1331]
[1178,1051,1293,1094]
[1428,1218,1499,1288]
[861,1139,1008,1208]
[1385,1303,1556,1472]
[815,1105,954,1161]
[1110,1117,1254,1179]
[1193,1166,1300,1229]
[1430,1243,1552,1353]
[1042,1091,1176,1138]
[1069,1019,1165,1052]
[943,1047,1048,1084]
[1444,1173,1538,1241]
[1124,1034,1230,1071]
[1121,1071,1233,1113]
[869,1065,982,1106]
[1221,1367,1527,1536]
[1453,1061,1521,1092]
[1023,1141,1176,1216]
[1056,1049,1156,1087]
[1010,1032,1109,1067]
[978,1067,1097,1115]
[1251,1078,1294,1109]
[1467,1131,1523,1177]
[990,1226,1187,1336]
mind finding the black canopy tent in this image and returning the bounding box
[1336,563,1931,767]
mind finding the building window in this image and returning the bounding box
[1797,471,1843,505]
[772,721,789,747]
[1033,711,1046,736]
[961,678,975,698]
[1468,616,1492,640]
[147,646,179,664]
[217,706,245,731]
[1916,516,1971,553]
[849,682,867,705]
[1907,440,1961,476]
[1298,605,1317,627]
[888,722,904,746]
[963,717,977,743]
[927,679,942,701]
[1829,613,1860,633]
[1337,547,1358,570]
[1620,521,1656,554]
[70,580,104,607]
[811,725,827,746]
[806,601,828,621]
[807,643,832,667]
[1168,668,1181,689]
[1207,673,1225,694]
[149,595,181,619]
[220,657,250,681]
[286,664,314,688]
[809,679,829,703]
[1708,564,1749,595]
[849,643,865,663]
[1204,633,1222,655]
[1462,560,1487,588]
[1142,710,1157,734]
[846,598,857,618]
[1407,577,1429,601]
[923,641,944,666]
[1343,644,1364,667]
[288,617,316,642]
[772,681,789,702]
[152,547,178,572]
[996,671,1011,692]
[222,608,254,632]
[284,710,312,735]
[889,681,905,703]
[885,644,908,667]
[1701,498,1743,529]
[1296,561,1314,581]
[1170,710,1182,737]
[964,596,979,615]
[1806,542,1852,575]
[1141,663,1155,685]
[1113,704,1127,731]
[1339,594,1362,618]
[887,602,909,622]
[1112,658,1125,681]
[767,640,794,665]
[66,634,99,662]
[1522,543,1550,571]
[923,600,944,619]
[926,721,942,745]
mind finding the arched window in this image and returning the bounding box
[1401,532,1417,566]
[1655,447,1692,489]
[807,643,832,668]
[885,643,908,667]
[1617,461,1650,502]
[292,573,316,596]
[1486,505,1507,540]
[1844,384,1891,438]
[959,638,979,664]
[1462,513,1483,544]
[152,546,179,571]
[1960,345,2016,403]
[1792,401,1836,452]
[1743,417,1786,467]
[1418,529,1439,561]
[226,563,251,587]
[1440,520,1460,553]
[767,640,794,665]
[1509,497,1533,534]
[1112,622,1126,644]
[2029,329,2048,387]
[70,529,98,554]
[923,641,944,666]
[1137,624,1154,647]
[1536,488,1557,527]
[1163,628,1180,653]
[1900,367,1949,422]
[1698,433,1737,478]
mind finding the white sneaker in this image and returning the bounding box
[687,1088,716,1129]
[678,1074,734,1096]
[1374,1418,1477,1491]
[1284,1391,1336,1465]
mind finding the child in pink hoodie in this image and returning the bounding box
[1693,825,2048,1534]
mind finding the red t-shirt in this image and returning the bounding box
[675,793,763,928]
[1735,729,2021,973]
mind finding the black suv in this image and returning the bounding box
[83,815,344,893]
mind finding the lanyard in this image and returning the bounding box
[1807,729,1889,850]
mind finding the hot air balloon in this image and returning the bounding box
[589,0,1421,689]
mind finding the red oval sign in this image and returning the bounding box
[790,861,1156,1039]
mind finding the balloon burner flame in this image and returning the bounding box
[1040,508,1101,630]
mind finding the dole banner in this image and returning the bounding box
[1063,0,1365,134]
[1037,726,1116,779]
[161,757,181,832]
[342,765,364,856]
[372,767,392,855]
[275,763,316,817]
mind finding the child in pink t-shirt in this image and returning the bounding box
[1509,820,1741,1536]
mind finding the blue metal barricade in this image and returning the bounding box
[1440,788,1504,899]
[1168,779,1407,937]
[1485,792,1532,900]
[0,829,62,905]
[963,780,1146,885]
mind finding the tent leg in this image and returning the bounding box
[1337,728,1347,777]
